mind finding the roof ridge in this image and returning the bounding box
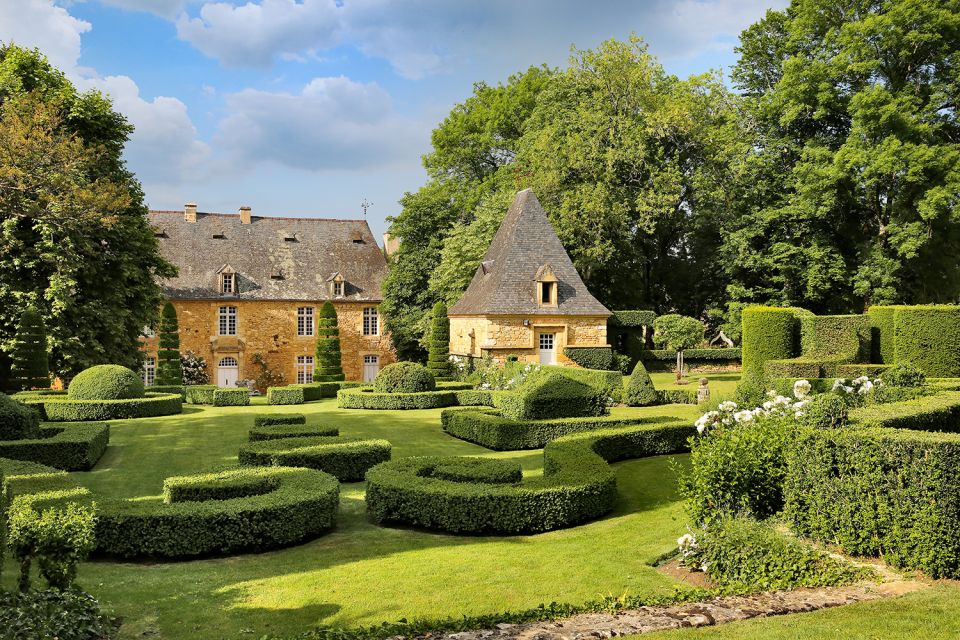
[148,210,371,224]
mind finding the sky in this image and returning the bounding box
[1,0,786,239]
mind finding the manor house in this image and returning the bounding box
[142,204,395,385]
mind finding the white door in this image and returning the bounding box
[363,355,380,382]
[217,356,239,387]
[538,333,556,365]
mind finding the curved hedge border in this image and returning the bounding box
[39,392,182,422]
[442,409,691,451]
[90,466,339,559]
[0,423,109,470]
[337,387,459,410]
[239,435,392,482]
[249,423,339,441]
[0,458,76,501]
[366,421,694,534]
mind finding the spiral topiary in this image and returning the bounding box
[0,392,41,440]
[373,362,436,394]
[68,365,145,400]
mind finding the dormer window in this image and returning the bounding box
[327,272,346,298]
[534,264,558,308]
[217,265,237,294]
[334,281,344,296]
[351,231,364,244]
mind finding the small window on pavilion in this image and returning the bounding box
[221,272,235,294]
[328,272,346,297]
[534,264,558,308]
[212,232,226,239]
[351,231,364,244]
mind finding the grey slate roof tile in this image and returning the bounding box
[449,189,610,317]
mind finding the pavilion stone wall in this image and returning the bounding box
[449,314,608,366]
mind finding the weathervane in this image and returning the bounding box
[361,198,373,217]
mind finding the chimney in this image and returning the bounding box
[239,206,252,225]
[184,202,197,223]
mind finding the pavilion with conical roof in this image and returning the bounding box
[448,189,611,366]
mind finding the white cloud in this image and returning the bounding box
[216,75,426,171]
[98,0,189,19]
[0,0,91,73]
[176,0,341,67]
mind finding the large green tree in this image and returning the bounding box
[0,45,175,379]
[721,0,960,311]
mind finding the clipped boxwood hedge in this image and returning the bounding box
[290,381,364,401]
[765,314,870,378]
[836,363,892,377]
[609,310,657,327]
[213,388,249,407]
[67,364,144,400]
[267,386,305,405]
[867,305,900,364]
[254,413,306,427]
[239,435,391,482]
[0,423,109,470]
[0,458,76,501]
[150,385,186,400]
[451,389,494,406]
[563,347,614,370]
[248,423,339,441]
[741,307,797,378]
[495,369,607,421]
[848,391,960,432]
[367,422,695,534]
[442,409,692,451]
[42,392,182,421]
[337,387,458,410]
[893,305,960,377]
[641,348,742,362]
[185,385,217,404]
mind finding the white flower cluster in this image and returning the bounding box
[694,380,813,435]
[449,354,468,373]
[832,375,882,396]
[677,532,708,572]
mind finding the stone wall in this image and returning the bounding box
[449,314,608,366]
[142,299,395,385]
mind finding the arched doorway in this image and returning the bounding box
[217,356,239,387]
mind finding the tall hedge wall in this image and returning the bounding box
[798,315,870,363]
[741,307,797,378]
[893,305,960,378]
[867,305,900,364]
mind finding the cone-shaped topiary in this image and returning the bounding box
[315,301,345,381]
[68,364,144,400]
[427,302,451,379]
[0,392,40,440]
[156,302,183,385]
[373,362,436,394]
[624,361,658,406]
[10,306,49,390]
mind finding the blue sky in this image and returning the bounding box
[3,0,786,239]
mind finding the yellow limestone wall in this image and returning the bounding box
[449,314,608,365]
[143,299,395,384]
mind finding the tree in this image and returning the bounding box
[721,0,960,311]
[180,350,209,385]
[653,314,705,383]
[0,45,175,379]
[426,302,451,379]
[315,302,344,381]
[10,306,49,390]
[155,302,182,385]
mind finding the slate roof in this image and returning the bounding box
[148,210,387,301]
[449,190,611,317]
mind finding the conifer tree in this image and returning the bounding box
[155,302,183,385]
[426,302,451,379]
[315,301,345,381]
[11,306,49,390]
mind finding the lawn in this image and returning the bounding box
[2,384,709,640]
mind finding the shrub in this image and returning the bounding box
[67,365,144,401]
[11,306,49,391]
[338,387,457,410]
[90,466,339,559]
[249,423,339,441]
[442,409,692,451]
[799,394,848,430]
[609,310,656,327]
[538,365,622,402]
[682,516,870,591]
[254,413,305,427]
[0,458,75,503]
[893,305,960,377]
[624,361,657,406]
[563,347,614,370]
[653,314,705,380]
[496,369,607,421]
[848,391,960,432]
[656,389,697,405]
[367,422,693,534]
[149,385,186,400]
[180,350,209,385]
[741,307,797,378]
[612,353,632,374]
[251,352,284,392]
[0,423,109,471]
[212,388,249,407]
[185,385,217,404]
[733,371,769,408]
[291,380,364,401]
[315,301,345,381]
[267,386,305,405]
[374,362,436,394]
[451,389,495,407]
[42,393,182,421]
[881,362,926,388]
[0,392,41,440]
[0,589,119,640]
[9,497,97,591]
[836,363,891,378]
[427,302,451,379]
[239,436,392,482]
[156,302,183,385]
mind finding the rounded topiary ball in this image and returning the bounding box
[0,393,41,441]
[68,364,145,400]
[373,362,436,394]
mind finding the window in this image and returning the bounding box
[221,272,235,294]
[297,307,314,336]
[363,307,379,336]
[296,355,314,384]
[540,281,555,305]
[534,264,558,308]
[218,306,237,336]
[333,281,344,297]
[143,356,156,386]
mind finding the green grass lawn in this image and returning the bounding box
[2,387,709,639]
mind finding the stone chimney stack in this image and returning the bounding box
[184,202,197,223]
[239,206,252,225]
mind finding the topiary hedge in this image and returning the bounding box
[867,305,900,364]
[0,458,75,502]
[67,365,144,400]
[367,422,694,534]
[624,361,657,407]
[239,435,391,482]
[290,381,364,401]
[337,387,457,410]
[608,310,657,327]
[836,363,892,378]
[0,423,109,471]
[266,386,305,405]
[563,347,614,370]
[893,305,960,378]
[740,307,797,378]
[41,392,182,421]
[149,385,186,400]
[0,393,40,440]
[847,391,960,432]
[641,348,742,362]
[442,409,692,451]
[89,466,339,559]
[212,388,249,407]
[765,314,870,378]
[249,423,339,441]
[373,362,436,394]
[495,369,607,421]
[254,413,305,427]
[185,385,217,404]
